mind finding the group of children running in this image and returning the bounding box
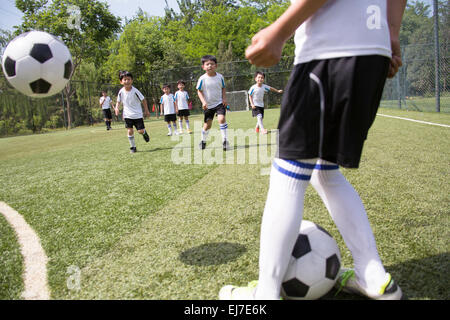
[100,55,282,153]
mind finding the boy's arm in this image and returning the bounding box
[222,87,227,107]
[249,94,256,109]
[114,101,120,116]
[142,98,150,118]
[387,0,407,78]
[270,87,283,94]
[245,0,327,67]
[197,90,208,110]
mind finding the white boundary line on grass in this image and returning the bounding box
[377,113,450,128]
[0,201,50,300]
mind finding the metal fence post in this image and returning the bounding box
[433,0,441,112]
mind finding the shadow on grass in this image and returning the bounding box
[179,242,247,266]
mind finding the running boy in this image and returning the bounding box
[219,0,406,300]
[175,80,192,134]
[99,90,113,130]
[196,55,229,151]
[160,84,178,136]
[248,71,283,134]
[114,71,150,154]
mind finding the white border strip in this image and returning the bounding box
[0,201,50,300]
[377,113,450,128]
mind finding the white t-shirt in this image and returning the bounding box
[196,73,225,109]
[248,84,271,108]
[99,96,112,110]
[293,0,391,65]
[117,86,145,119]
[160,93,176,115]
[174,90,190,110]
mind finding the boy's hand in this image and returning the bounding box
[144,110,150,118]
[245,24,284,67]
[278,89,283,93]
[114,107,119,116]
[388,38,402,78]
[202,103,208,110]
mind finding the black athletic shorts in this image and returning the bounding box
[124,118,145,130]
[204,104,226,123]
[252,106,264,118]
[178,109,190,117]
[164,114,177,122]
[102,109,112,119]
[277,55,390,168]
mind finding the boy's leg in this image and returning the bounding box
[217,114,228,142]
[167,122,172,135]
[178,117,183,133]
[309,160,389,296]
[127,127,136,151]
[173,121,179,135]
[254,158,317,299]
[185,116,191,132]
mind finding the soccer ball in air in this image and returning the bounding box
[281,220,341,300]
[2,30,72,98]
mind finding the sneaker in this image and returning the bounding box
[187,129,192,134]
[143,131,150,142]
[199,141,206,150]
[167,132,172,136]
[179,129,183,134]
[223,140,229,151]
[255,127,260,133]
[261,129,268,134]
[174,131,179,135]
[219,281,258,300]
[130,147,137,154]
[335,268,403,300]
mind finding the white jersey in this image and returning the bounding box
[117,86,145,119]
[248,84,271,108]
[196,72,225,109]
[160,93,176,115]
[99,96,112,110]
[174,90,190,110]
[293,0,391,65]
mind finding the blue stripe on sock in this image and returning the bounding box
[220,124,228,129]
[273,161,311,181]
[285,159,338,170]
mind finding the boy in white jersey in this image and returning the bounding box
[196,55,229,151]
[175,80,192,134]
[219,0,406,300]
[248,71,283,134]
[160,84,178,136]
[99,90,113,130]
[114,71,150,154]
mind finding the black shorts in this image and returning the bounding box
[102,109,112,119]
[178,109,190,117]
[164,114,177,122]
[124,118,145,130]
[204,104,226,123]
[252,106,264,118]
[278,55,390,168]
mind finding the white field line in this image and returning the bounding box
[377,113,450,128]
[0,201,50,300]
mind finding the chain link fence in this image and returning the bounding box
[0,44,448,137]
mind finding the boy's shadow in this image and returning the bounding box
[179,242,247,266]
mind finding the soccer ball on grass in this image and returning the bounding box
[281,220,341,300]
[2,30,72,98]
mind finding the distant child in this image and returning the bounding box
[160,84,178,136]
[99,90,113,130]
[248,71,283,134]
[114,71,150,154]
[196,55,229,151]
[175,80,192,134]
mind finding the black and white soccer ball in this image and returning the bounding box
[281,220,341,300]
[2,30,72,98]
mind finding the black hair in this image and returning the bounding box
[201,55,217,65]
[177,80,186,85]
[119,70,133,80]
[255,71,265,78]
[162,83,170,89]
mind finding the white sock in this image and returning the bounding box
[179,120,183,130]
[257,114,264,130]
[186,120,190,130]
[255,158,316,300]
[128,135,135,148]
[201,129,209,142]
[309,159,387,293]
[219,123,228,142]
[167,124,172,134]
[173,122,178,132]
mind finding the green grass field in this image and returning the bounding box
[0,107,449,300]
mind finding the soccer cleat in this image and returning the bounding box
[219,281,258,300]
[199,141,206,150]
[187,129,192,134]
[167,132,172,136]
[223,140,229,151]
[130,147,137,154]
[143,131,150,142]
[255,127,260,133]
[179,129,183,134]
[261,129,268,134]
[334,268,403,300]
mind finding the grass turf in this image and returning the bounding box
[0,108,449,300]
